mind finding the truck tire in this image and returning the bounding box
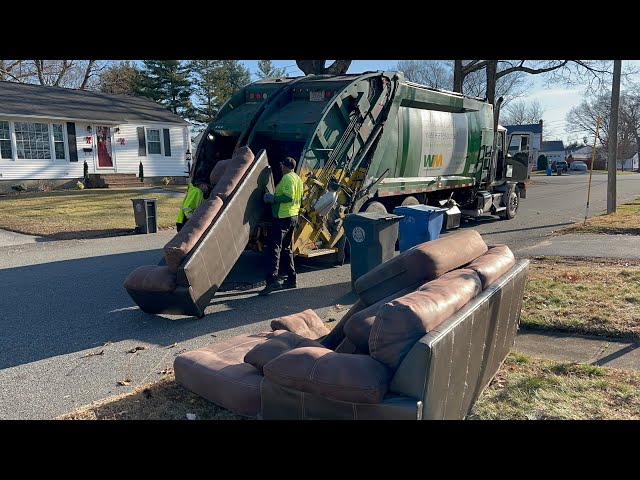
[364,201,387,213]
[500,188,519,220]
[401,196,420,206]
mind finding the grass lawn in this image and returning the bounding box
[469,353,640,420]
[522,257,640,340]
[0,187,187,239]
[560,196,640,235]
[57,352,640,420]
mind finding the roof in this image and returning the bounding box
[504,123,543,135]
[0,81,188,125]
[541,140,565,152]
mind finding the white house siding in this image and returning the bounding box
[111,123,190,178]
[543,150,564,164]
[0,117,189,182]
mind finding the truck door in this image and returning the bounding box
[505,132,532,183]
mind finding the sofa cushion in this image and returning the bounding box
[123,265,176,292]
[263,346,393,404]
[354,229,488,306]
[163,195,224,273]
[369,268,482,370]
[343,283,420,354]
[244,330,324,373]
[211,146,255,201]
[174,331,276,418]
[270,309,329,340]
[209,159,230,186]
[466,244,515,289]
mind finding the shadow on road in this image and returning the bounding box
[0,248,351,370]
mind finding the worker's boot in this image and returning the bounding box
[258,280,283,296]
[282,275,297,289]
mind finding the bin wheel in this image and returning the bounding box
[401,196,420,206]
[364,201,387,213]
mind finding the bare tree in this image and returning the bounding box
[256,60,287,79]
[295,60,352,75]
[0,60,103,89]
[395,60,452,89]
[99,61,139,95]
[501,99,546,125]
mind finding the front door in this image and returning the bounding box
[96,126,115,169]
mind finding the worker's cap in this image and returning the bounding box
[281,157,296,169]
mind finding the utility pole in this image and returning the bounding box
[608,60,622,214]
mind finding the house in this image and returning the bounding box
[0,81,191,192]
[540,140,565,167]
[619,153,639,171]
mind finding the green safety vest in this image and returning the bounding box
[176,183,204,223]
[273,172,304,218]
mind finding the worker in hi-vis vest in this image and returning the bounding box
[259,156,304,296]
[176,182,210,232]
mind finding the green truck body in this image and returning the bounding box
[192,71,532,257]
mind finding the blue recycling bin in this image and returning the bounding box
[393,204,447,252]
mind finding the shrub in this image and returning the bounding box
[162,176,173,186]
[11,183,27,193]
[76,180,85,190]
[34,180,55,192]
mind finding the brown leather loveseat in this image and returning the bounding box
[174,229,529,419]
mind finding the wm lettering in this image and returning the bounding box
[423,154,443,168]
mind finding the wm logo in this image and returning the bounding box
[424,154,443,168]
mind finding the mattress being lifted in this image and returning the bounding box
[123,148,273,317]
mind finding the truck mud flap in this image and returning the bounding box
[127,151,273,317]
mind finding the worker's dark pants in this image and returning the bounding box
[266,215,298,284]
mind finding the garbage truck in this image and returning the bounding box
[191,70,532,261]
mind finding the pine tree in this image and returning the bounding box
[256,60,287,79]
[136,60,194,119]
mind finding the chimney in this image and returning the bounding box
[539,119,543,144]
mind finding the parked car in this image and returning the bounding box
[555,160,568,173]
[570,160,588,171]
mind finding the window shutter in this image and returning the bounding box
[163,128,171,156]
[66,122,78,162]
[137,127,147,156]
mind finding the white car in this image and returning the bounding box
[570,161,588,171]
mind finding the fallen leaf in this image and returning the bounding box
[210,334,217,337]
[127,345,147,353]
[160,368,174,375]
[81,349,104,358]
[166,342,178,349]
[117,379,131,386]
[186,413,197,420]
[103,341,113,346]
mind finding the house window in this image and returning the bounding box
[147,128,162,155]
[52,123,66,160]
[0,121,11,159]
[15,121,51,159]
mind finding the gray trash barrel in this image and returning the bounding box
[343,212,402,289]
[131,197,158,234]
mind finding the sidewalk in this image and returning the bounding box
[516,233,640,259]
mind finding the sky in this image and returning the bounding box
[238,60,595,146]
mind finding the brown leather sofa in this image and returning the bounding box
[123,147,273,318]
[174,229,529,419]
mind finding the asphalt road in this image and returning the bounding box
[0,171,638,419]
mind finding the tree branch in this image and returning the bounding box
[79,60,96,90]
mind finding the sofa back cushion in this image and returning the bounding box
[343,283,420,354]
[369,268,482,370]
[270,309,329,340]
[123,265,176,292]
[466,244,515,289]
[209,159,230,186]
[163,195,224,273]
[354,229,487,306]
[210,146,254,201]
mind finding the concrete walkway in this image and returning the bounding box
[0,229,49,247]
[516,233,640,259]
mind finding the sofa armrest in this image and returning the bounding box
[263,346,392,404]
[270,309,329,340]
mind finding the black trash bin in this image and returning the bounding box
[131,197,158,234]
[343,212,402,289]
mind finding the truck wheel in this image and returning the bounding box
[500,188,519,220]
[364,201,387,213]
[401,196,419,206]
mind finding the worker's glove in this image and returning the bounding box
[263,192,275,204]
